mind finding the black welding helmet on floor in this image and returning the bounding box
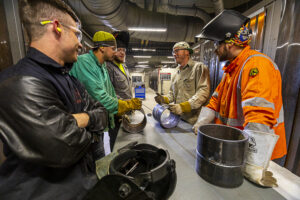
[109,143,177,200]
[85,143,177,200]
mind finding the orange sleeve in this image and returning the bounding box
[241,57,277,128]
[206,76,225,112]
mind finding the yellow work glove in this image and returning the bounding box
[154,93,169,104]
[117,98,142,116]
[169,101,191,115]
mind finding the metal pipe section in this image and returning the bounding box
[196,124,248,188]
[158,0,211,23]
[210,0,224,15]
[76,0,205,42]
[152,104,180,129]
[122,108,147,133]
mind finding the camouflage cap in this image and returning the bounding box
[173,41,193,54]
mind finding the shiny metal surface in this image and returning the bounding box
[115,116,285,199]
[122,109,147,133]
[274,0,300,174]
[196,124,249,188]
[152,104,180,129]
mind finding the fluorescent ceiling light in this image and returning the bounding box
[193,44,200,49]
[138,61,149,64]
[135,65,150,68]
[195,33,202,38]
[132,48,156,52]
[161,61,175,64]
[128,27,167,32]
[133,56,152,58]
[167,56,174,58]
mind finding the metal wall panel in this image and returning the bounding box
[0,0,13,72]
[3,0,25,64]
[275,0,300,175]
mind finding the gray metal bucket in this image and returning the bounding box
[152,104,180,129]
[195,124,248,188]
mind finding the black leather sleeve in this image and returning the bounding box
[79,83,108,132]
[0,76,93,168]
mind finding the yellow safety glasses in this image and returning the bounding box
[40,20,82,42]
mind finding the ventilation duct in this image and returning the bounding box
[68,0,207,42]
[211,0,224,15]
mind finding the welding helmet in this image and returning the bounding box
[198,10,250,42]
[109,143,177,200]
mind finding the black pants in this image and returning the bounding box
[108,116,121,151]
[91,133,105,160]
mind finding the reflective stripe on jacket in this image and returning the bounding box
[166,59,210,124]
[206,46,287,160]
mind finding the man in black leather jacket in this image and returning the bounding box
[0,0,107,199]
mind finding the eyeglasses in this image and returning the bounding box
[172,48,187,54]
[100,44,117,52]
[40,20,82,42]
[117,48,126,53]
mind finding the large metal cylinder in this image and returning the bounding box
[195,124,248,188]
[152,104,180,129]
[122,109,147,133]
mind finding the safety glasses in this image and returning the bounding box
[172,48,187,55]
[117,48,126,53]
[40,20,82,42]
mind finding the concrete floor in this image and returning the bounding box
[105,87,300,200]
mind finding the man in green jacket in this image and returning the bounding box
[70,31,141,151]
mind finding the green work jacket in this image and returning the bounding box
[70,50,118,129]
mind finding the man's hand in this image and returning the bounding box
[243,164,278,187]
[72,113,90,128]
[169,104,183,115]
[154,93,166,104]
[192,107,215,135]
[192,121,203,135]
[117,98,142,116]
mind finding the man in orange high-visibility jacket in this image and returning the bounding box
[193,10,286,188]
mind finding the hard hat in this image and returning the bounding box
[198,10,250,42]
[173,41,193,54]
[93,31,116,48]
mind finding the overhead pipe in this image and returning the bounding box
[158,0,211,23]
[211,0,224,15]
[76,0,206,42]
[129,0,211,23]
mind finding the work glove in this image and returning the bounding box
[243,164,278,187]
[86,108,108,132]
[169,101,191,115]
[154,93,169,104]
[95,141,138,179]
[117,98,142,116]
[192,107,215,135]
[243,129,279,187]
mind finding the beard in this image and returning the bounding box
[216,46,230,62]
[114,55,125,63]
